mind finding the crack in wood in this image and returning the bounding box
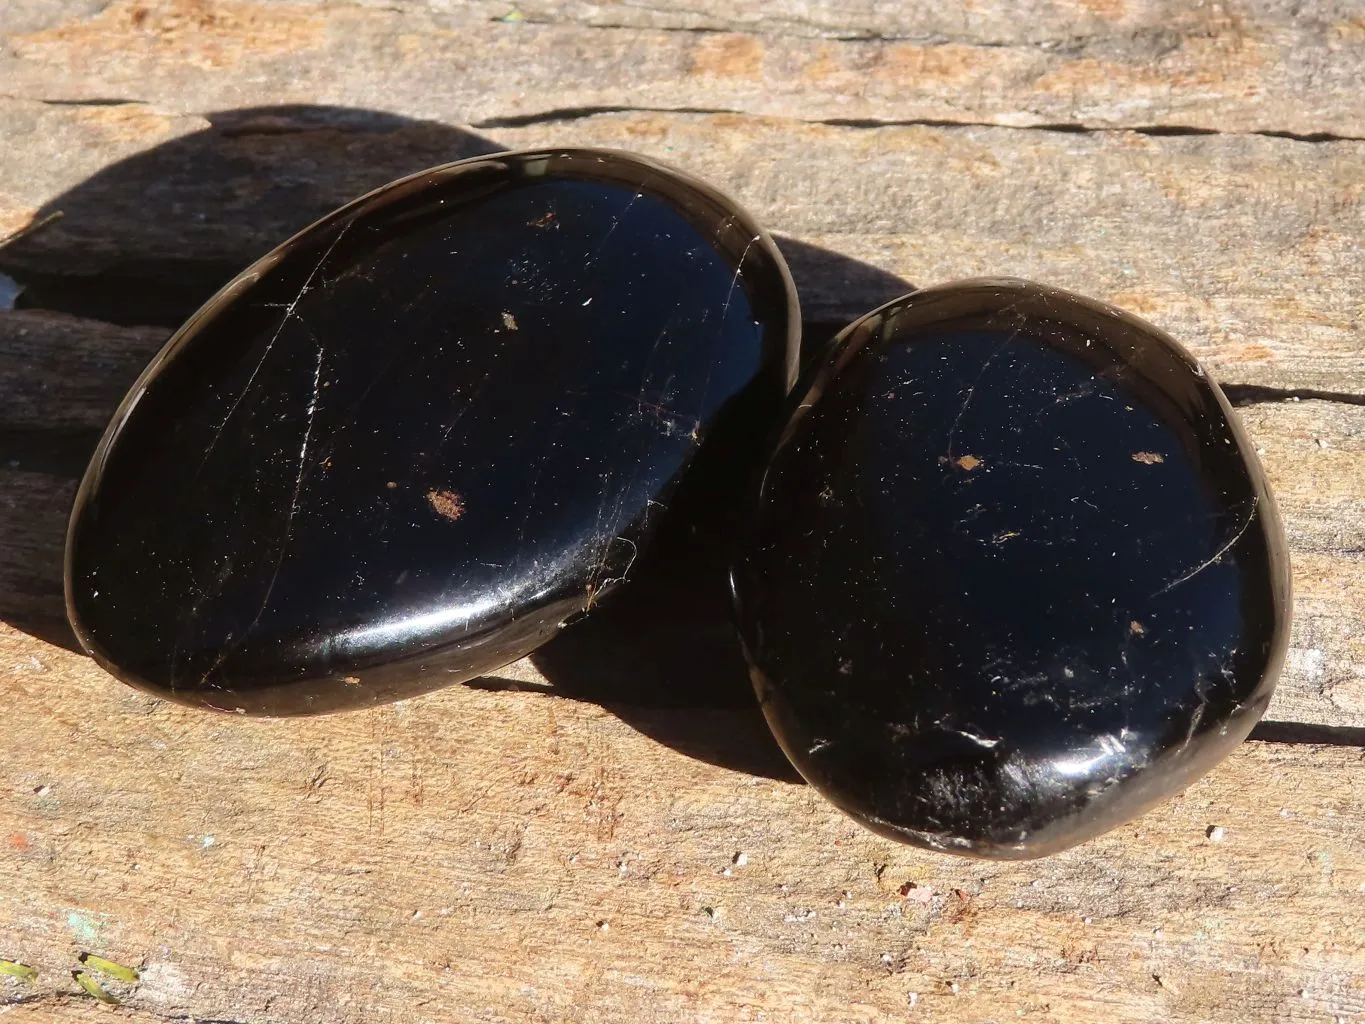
[1222,384,1365,409]
[472,105,1365,144]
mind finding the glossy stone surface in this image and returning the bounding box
[67,149,798,714]
[733,279,1290,858]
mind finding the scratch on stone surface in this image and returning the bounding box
[595,191,643,256]
[594,535,640,595]
[864,813,975,852]
[270,342,325,567]
[1180,676,1212,750]
[689,230,759,432]
[199,221,350,470]
[436,373,495,451]
[1049,382,1097,408]
[515,453,548,547]
[720,233,761,322]
[956,729,1000,749]
[627,394,691,434]
[630,322,678,431]
[204,341,326,682]
[583,471,618,605]
[586,443,648,602]
[1152,497,1258,596]
[946,332,1016,462]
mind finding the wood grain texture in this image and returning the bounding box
[0,2,1363,1020]
[2,0,1365,135]
[0,306,1361,728]
[0,311,165,432]
[1,108,1362,392]
[0,629,1362,1024]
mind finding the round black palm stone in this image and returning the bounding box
[733,279,1290,858]
[66,149,798,715]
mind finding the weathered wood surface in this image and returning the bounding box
[1,307,1361,731]
[1,635,1363,1024]
[2,108,1363,387]
[3,0,1365,135]
[1,1,1363,1021]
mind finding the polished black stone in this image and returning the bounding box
[67,149,798,714]
[733,279,1290,858]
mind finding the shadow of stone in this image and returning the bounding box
[1,106,508,327]
[0,104,916,780]
[775,235,914,367]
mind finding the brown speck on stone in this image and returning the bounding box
[955,454,982,471]
[1129,619,1146,636]
[343,675,361,685]
[427,489,466,521]
[501,312,518,331]
[1132,451,1165,464]
[386,481,397,489]
[529,211,557,228]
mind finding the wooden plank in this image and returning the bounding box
[1242,400,1365,730]
[463,0,1365,45]
[0,312,164,432]
[0,632,1361,1023]
[1,109,1363,393]
[0,6,1361,1016]
[8,0,1359,43]
[0,309,1361,729]
[489,115,1365,394]
[2,0,1363,136]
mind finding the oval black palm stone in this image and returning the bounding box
[67,148,798,715]
[733,279,1290,858]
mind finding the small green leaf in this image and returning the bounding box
[79,953,139,984]
[73,970,120,1004]
[0,960,38,983]
[497,9,525,21]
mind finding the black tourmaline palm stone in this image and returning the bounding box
[67,149,798,715]
[733,279,1289,858]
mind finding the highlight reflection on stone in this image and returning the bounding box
[732,279,1290,858]
[66,149,799,714]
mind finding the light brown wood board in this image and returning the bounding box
[0,3,1361,1022]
